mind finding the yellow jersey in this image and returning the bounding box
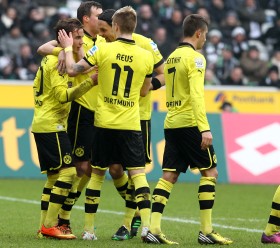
[164,43,210,132]
[85,38,154,130]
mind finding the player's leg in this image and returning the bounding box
[261,185,280,243]
[109,164,128,200]
[37,132,77,239]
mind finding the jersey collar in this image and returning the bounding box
[116,37,135,44]
[84,29,97,43]
[178,42,195,50]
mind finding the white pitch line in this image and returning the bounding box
[0,195,263,233]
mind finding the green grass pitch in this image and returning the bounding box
[0,178,278,247]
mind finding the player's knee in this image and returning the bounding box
[162,171,179,184]
[109,164,124,179]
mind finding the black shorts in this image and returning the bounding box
[141,120,151,163]
[33,132,74,174]
[67,101,95,161]
[91,127,146,170]
[162,127,217,173]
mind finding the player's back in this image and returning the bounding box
[164,44,206,129]
[86,38,153,130]
[32,55,71,133]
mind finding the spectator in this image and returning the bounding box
[205,68,221,86]
[14,43,38,80]
[259,65,280,87]
[164,9,184,45]
[204,29,224,69]
[220,101,236,112]
[0,6,18,36]
[156,0,175,24]
[231,26,249,59]
[262,14,280,52]
[221,66,246,86]
[135,4,158,38]
[0,56,18,79]
[153,26,172,59]
[20,5,46,39]
[270,50,280,79]
[220,11,241,44]
[0,24,29,57]
[178,0,200,14]
[48,7,71,38]
[208,0,228,27]
[237,0,266,40]
[215,44,240,83]
[240,45,268,85]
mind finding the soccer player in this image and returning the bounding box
[261,186,280,243]
[96,9,165,240]
[58,6,157,242]
[145,14,233,245]
[32,18,97,239]
[37,1,105,230]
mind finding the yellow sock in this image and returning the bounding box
[44,167,76,228]
[59,175,81,223]
[131,173,151,228]
[150,178,173,234]
[39,173,59,229]
[123,178,136,229]
[113,173,128,200]
[265,186,280,235]
[198,177,216,234]
[84,173,105,233]
[76,174,91,201]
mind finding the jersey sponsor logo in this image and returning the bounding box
[88,45,99,56]
[75,147,84,157]
[194,58,204,68]
[150,41,159,51]
[63,154,72,164]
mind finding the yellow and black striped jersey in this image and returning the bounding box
[164,43,210,132]
[132,33,164,120]
[84,38,154,131]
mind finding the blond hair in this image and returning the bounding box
[112,6,137,34]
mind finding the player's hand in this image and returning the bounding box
[58,29,73,48]
[57,50,66,74]
[201,131,213,150]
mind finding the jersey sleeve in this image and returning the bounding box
[83,45,99,66]
[188,54,210,132]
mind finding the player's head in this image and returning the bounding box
[98,9,116,42]
[183,14,208,50]
[54,18,84,53]
[112,6,137,36]
[77,1,102,35]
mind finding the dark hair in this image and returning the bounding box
[54,18,83,42]
[98,9,116,26]
[77,1,102,23]
[183,14,208,37]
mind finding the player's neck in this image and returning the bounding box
[118,33,133,40]
[182,38,197,50]
[83,27,97,39]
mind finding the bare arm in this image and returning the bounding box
[37,40,59,56]
[58,29,90,76]
[140,77,152,97]
[151,63,165,90]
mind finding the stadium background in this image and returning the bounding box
[1,0,280,185]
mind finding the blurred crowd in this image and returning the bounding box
[0,0,280,88]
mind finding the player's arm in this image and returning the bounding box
[58,29,91,76]
[141,76,152,97]
[151,62,165,90]
[55,75,97,104]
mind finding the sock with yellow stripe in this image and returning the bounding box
[39,173,59,229]
[84,173,105,233]
[113,173,128,200]
[123,178,137,229]
[76,174,91,201]
[43,167,76,228]
[264,186,280,235]
[58,175,81,225]
[131,173,151,228]
[150,178,173,234]
[198,176,216,234]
